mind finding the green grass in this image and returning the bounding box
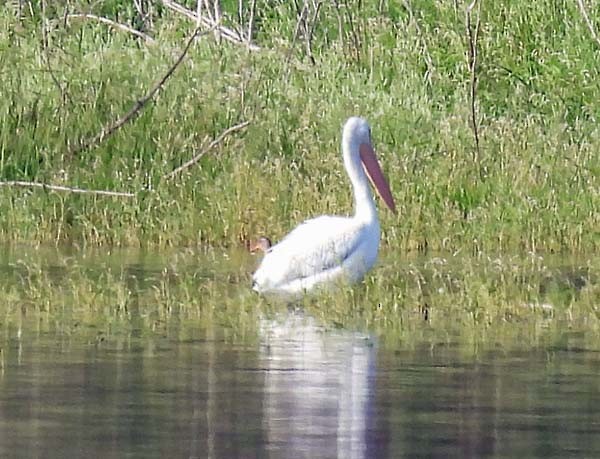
[0,1,598,253]
[1,247,598,352]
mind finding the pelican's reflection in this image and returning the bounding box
[260,310,376,458]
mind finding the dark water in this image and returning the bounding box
[0,248,599,458]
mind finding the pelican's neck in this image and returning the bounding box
[343,137,378,224]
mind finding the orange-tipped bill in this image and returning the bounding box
[359,143,396,213]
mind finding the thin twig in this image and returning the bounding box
[197,0,204,28]
[42,45,70,106]
[66,13,156,44]
[247,0,257,44]
[465,0,481,162]
[0,181,135,197]
[133,0,148,25]
[576,0,600,48]
[331,0,345,58]
[40,0,48,48]
[161,0,260,50]
[495,64,529,87]
[286,1,309,65]
[213,0,222,43]
[41,1,71,106]
[68,27,202,157]
[164,120,251,179]
[305,1,322,63]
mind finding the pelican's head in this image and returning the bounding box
[343,116,372,147]
[342,117,396,213]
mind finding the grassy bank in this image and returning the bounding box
[0,1,598,252]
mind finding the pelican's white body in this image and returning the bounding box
[252,117,392,296]
[252,214,379,296]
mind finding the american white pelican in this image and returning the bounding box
[252,116,396,296]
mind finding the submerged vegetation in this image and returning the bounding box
[1,247,599,352]
[0,1,597,252]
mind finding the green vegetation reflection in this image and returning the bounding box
[1,248,598,353]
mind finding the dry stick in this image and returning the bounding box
[40,0,48,48]
[164,120,251,179]
[196,0,204,28]
[247,0,257,44]
[213,0,223,43]
[286,1,309,65]
[576,0,600,48]
[465,0,481,163]
[133,0,145,18]
[68,27,202,157]
[161,0,259,50]
[0,181,135,197]
[66,13,156,44]
[229,0,246,45]
[305,1,322,62]
[213,0,222,22]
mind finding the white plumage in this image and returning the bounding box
[252,117,396,296]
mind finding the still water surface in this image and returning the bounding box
[0,248,598,458]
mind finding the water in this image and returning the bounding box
[0,247,599,458]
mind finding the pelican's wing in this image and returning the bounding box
[252,215,366,292]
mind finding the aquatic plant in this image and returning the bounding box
[1,248,598,352]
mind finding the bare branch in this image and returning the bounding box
[0,181,135,197]
[68,27,203,157]
[465,0,482,162]
[161,0,260,50]
[576,0,600,48]
[305,1,322,62]
[66,13,156,44]
[287,1,309,64]
[164,120,251,179]
[284,1,321,65]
